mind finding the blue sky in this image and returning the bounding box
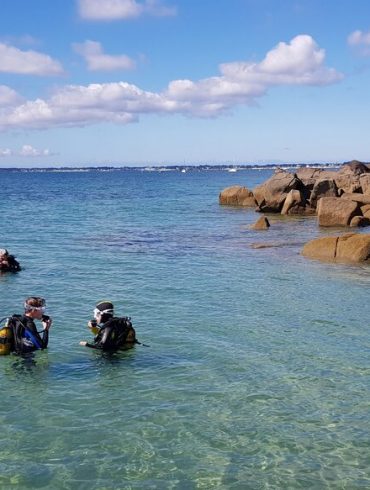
[0,0,370,167]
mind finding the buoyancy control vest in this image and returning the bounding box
[94,317,136,351]
[0,255,21,273]
[7,315,47,354]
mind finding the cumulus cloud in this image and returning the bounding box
[19,145,50,157]
[219,35,341,86]
[78,0,176,20]
[348,30,370,56]
[0,85,24,107]
[0,35,343,130]
[73,40,135,71]
[0,42,64,76]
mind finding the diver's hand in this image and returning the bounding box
[42,317,52,331]
[80,341,87,346]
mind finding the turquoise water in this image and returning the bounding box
[1,168,370,489]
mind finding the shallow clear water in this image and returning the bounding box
[1,168,370,489]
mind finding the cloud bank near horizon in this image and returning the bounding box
[0,35,343,131]
[0,144,51,157]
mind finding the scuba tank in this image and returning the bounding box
[0,319,14,355]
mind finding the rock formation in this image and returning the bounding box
[219,160,370,228]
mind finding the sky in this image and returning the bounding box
[1,0,370,167]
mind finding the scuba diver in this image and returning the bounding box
[80,301,137,352]
[1,297,52,355]
[0,249,21,273]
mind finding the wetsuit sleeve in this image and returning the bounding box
[40,329,49,349]
[84,322,115,351]
[84,342,102,350]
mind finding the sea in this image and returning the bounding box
[0,168,369,489]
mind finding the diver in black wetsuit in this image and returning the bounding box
[0,249,21,273]
[80,301,136,352]
[9,297,52,354]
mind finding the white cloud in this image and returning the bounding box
[0,35,343,130]
[73,40,135,71]
[220,35,340,86]
[78,0,176,20]
[0,145,52,157]
[0,148,12,156]
[0,43,64,76]
[0,85,24,107]
[348,30,370,55]
[19,145,50,157]
[348,30,370,46]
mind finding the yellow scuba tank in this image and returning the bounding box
[0,322,13,355]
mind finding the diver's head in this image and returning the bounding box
[94,301,114,324]
[24,296,46,319]
[0,249,8,258]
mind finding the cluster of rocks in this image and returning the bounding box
[219,160,370,228]
[219,160,370,263]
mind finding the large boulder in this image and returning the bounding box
[219,186,256,206]
[335,173,362,194]
[309,179,338,208]
[341,193,370,205]
[334,161,370,194]
[281,189,307,215]
[253,169,304,212]
[302,236,338,261]
[317,197,359,226]
[302,233,370,263]
[339,160,370,176]
[350,216,370,227]
[336,233,370,261]
[295,168,324,190]
[360,174,370,194]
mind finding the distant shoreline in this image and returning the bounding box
[0,163,341,173]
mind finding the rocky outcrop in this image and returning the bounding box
[302,233,370,263]
[219,186,256,206]
[250,216,270,230]
[219,159,370,227]
[253,169,305,212]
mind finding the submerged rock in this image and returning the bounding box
[250,216,270,230]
